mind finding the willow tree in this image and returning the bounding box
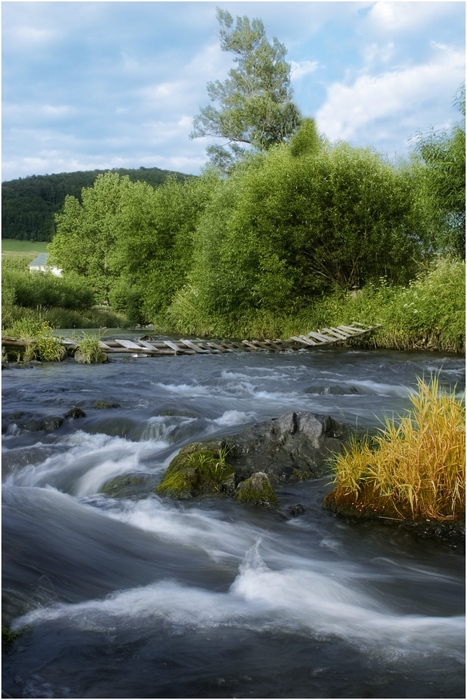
[191,7,301,171]
[413,85,465,257]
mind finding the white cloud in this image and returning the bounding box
[290,60,318,81]
[41,105,73,118]
[366,2,460,34]
[363,42,396,67]
[138,41,231,116]
[11,25,57,46]
[316,44,465,144]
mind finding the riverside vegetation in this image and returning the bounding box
[325,377,465,525]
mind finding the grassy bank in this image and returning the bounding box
[161,257,465,353]
[324,377,465,523]
[2,239,48,258]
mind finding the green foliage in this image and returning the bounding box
[165,257,464,353]
[296,257,465,353]
[2,167,192,242]
[50,172,213,319]
[289,118,324,157]
[49,172,132,303]
[3,319,66,362]
[412,85,465,257]
[2,255,32,272]
[325,377,465,522]
[191,7,301,170]
[114,175,214,322]
[173,140,426,331]
[74,332,108,364]
[2,269,95,311]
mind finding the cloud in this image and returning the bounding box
[290,60,318,81]
[366,2,462,34]
[316,44,465,145]
[11,25,57,45]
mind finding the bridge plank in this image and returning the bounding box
[319,327,349,340]
[289,335,318,346]
[179,339,210,353]
[163,340,185,354]
[113,339,144,350]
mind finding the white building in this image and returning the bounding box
[28,253,62,277]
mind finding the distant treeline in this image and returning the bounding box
[2,167,193,242]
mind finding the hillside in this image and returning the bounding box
[2,167,194,242]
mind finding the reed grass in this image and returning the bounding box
[73,332,108,364]
[325,377,465,522]
[3,319,66,362]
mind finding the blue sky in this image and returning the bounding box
[2,1,465,181]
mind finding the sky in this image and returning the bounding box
[2,0,465,182]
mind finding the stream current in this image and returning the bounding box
[2,342,465,698]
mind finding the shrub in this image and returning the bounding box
[324,377,465,522]
[74,332,108,364]
[4,319,66,362]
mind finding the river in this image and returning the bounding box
[2,341,465,698]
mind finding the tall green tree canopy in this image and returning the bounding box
[191,7,301,171]
[48,171,215,321]
[49,172,131,304]
[175,132,427,327]
[413,85,465,257]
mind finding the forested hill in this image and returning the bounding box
[2,166,194,242]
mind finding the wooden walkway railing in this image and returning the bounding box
[2,323,379,358]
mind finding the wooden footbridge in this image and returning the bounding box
[2,323,379,359]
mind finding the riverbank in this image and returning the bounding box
[3,257,464,357]
[155,257,465,354]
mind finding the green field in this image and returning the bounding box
[2,239,48,260]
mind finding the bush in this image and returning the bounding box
[3,269,95,311]
[325,377,465,522]
[73,332,108,364]
[4,319,66,362]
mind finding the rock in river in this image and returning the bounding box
[155,411,352,506]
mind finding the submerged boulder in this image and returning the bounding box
[93,400,121,410]
[102,473,155,499]
[235,472,279,509]
[65,406,86,419]
[220,410,351,484]
[155,411,352,508]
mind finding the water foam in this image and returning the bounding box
[3,431,166,496]
[13,539,464,662]
[104,497,259,562]
[154,382,211,396]
[213,410,257,426]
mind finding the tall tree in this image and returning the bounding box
[191,7,301,171]
[49,173,132,304]
[413,85,465,257]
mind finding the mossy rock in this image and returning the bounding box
[64,406,86,419]
[101,473,151,498]
[155,442,235,500]
[235,472,279,509]
[93,400,121,409]
[2,625,22,649]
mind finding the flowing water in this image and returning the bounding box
[2,342,465,698]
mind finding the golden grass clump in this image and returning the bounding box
[325,377,465,522]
